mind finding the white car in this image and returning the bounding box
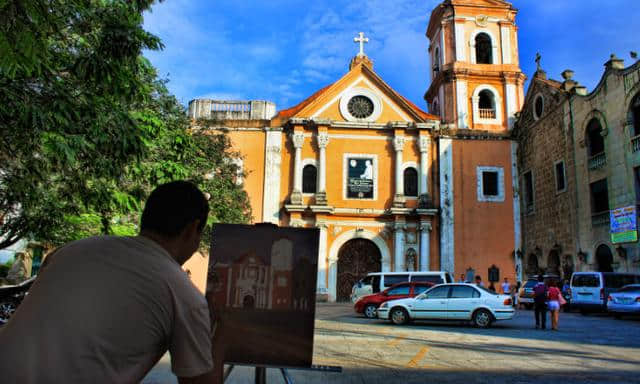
[377,283,515,328]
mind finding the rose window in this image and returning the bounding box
[347,96,374,119]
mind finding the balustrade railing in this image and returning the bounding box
[591,211,610,227]
[632,135,640,153]
[588,152,606,170]
[479,108,496,119]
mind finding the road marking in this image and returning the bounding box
[406,347,429,368]
[386,334,407,347]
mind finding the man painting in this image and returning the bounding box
[0,181,215,383]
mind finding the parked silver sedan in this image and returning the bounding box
[607,284,640,318]
[377,283,515,328]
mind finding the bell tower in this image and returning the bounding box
[424,0,525,131]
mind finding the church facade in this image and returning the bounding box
[189,0,526,301]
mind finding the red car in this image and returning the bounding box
[354,281,435,318]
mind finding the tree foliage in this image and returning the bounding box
[0,0,251,249]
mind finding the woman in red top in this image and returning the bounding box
[547,281,562,330]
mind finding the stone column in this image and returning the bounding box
[394,222,405,271]
[291,132,304,204]
[316,222,328,292]
[328,255,338,302]
[418,136,430,205]
[419,222,432,271]
[316,132,329,204]
[393,135,405,207]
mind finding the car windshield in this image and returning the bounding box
[615,285,640,293]
[476,285,499,295]
[523,280,537,288]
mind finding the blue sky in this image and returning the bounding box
[143,0,640,111]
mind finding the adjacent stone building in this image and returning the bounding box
[514,55,640,278]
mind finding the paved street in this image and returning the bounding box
[144,304,640,384]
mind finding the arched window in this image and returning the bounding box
[478,90,496,119]
[432,100,440,116]
[595,244,613,273]
[302,164,317,194]
[433,47,441,72]
[586,118,605,156]
[631,94,640,137]
[403,167,418,197]
[475,33,493,64]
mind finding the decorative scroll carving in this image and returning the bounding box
[393,136,405,152]
[317,132,329,148]
[292,132,305,148]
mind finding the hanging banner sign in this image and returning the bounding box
[610,206,638,244]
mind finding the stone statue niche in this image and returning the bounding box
[6,250,33,285]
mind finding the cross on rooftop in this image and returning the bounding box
[354,32,369,57]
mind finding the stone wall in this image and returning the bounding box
[570,58,640,272]
[516,74,576,279]
[516,58,640,277]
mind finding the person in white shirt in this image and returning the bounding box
[501,277,511,295]
[0,181,215,384]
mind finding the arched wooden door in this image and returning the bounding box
[547,250,560,276]
[525,253,539,276]
[337,239,381,301]
[596,244,613,272]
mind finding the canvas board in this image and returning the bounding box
[206,223,319,368]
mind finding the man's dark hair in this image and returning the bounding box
[538,275,544,282]
[140,181,209,237]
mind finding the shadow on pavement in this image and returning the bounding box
[216,366,638,384]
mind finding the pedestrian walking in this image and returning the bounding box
[533,275,548,329]
[475,275,484,287]
[547,281,562,330]
[501,277,511,295]
[458,273,466,283]
[514,281,522,308]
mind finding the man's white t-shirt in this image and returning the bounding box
[502,282,511,294]
[0,236,213,383]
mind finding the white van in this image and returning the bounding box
[351,271,453,302]
[570,272,640,313]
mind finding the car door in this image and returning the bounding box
[412,283,433,297]
[384,284,412,302]
[412,285,450,319]
[446,285,481,319]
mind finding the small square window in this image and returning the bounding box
[555,161,566,192]
[482,172,499,196]
[477,166,504,202]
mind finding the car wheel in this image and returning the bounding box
[524,303,533,310]
[472,309,493,328]
[390,307,409,325]
[580,309,588,316]
[614,314,622,320]
[0,301,17,324]
[364,304,378,319]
